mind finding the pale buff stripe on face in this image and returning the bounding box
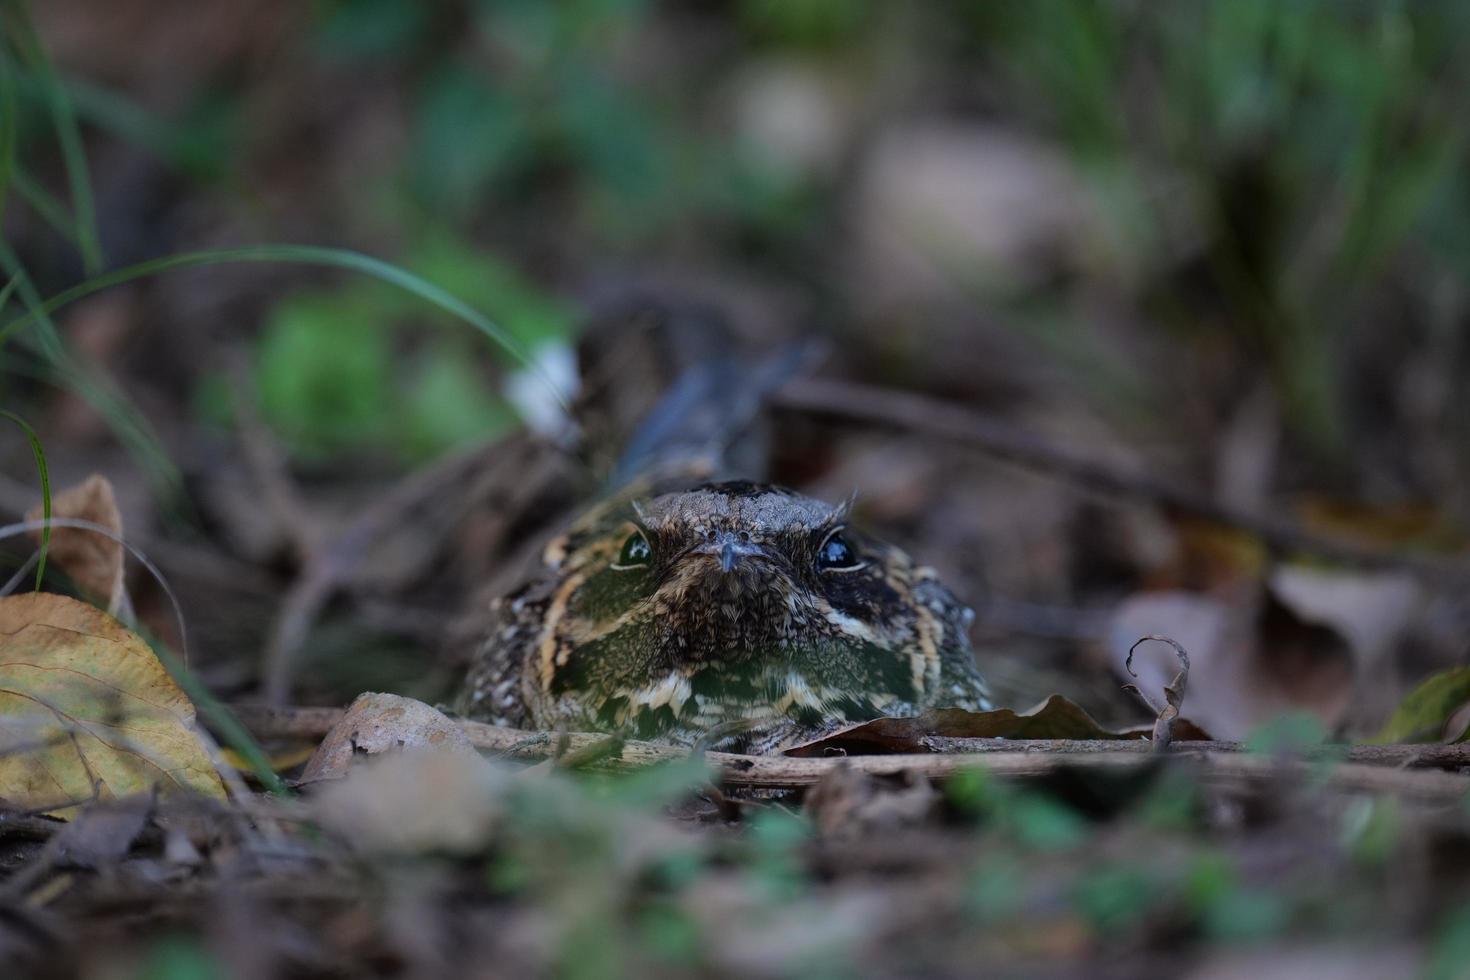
[536,569,589,693]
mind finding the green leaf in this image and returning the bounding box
[1427,904,1470,980]
[397,344,516,460]
[556,66,663,199]
[407,235,575,349]
[314,0,429,62]
[1243,712,1331,755]
[966,855,1023,921]
[1184,851,1288,942]
[638,900,701,964]
[138,935,223,980]
[411,64,529,208]
[255,294,391,455]
[1340,796,1400,866]
[1006,792,1089,852]
[1372,666,1470,744]
[1200,886,1288,942]
[738,0,870,49]
[596,754,711,808]
[1072,866,1154,933]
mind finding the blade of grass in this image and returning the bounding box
[0,36,17,226]
[5,74,208,179]
[0,241,180,494]
[0,243,572,410]
[3,0,104,274]
[0,243,64,360]
[0,268,18,310]
[10,166,82,248]
[147,634,291,799]
[61,77,226,181]
[0,410,49,588]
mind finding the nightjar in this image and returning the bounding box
[457,479,992,748]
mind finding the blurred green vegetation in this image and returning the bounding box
[5,0,1470,479]
[249,234,574,460]
[973,0,1470,454]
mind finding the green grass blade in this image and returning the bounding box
[5,0,104,274]
[0,37,17,226]
[151,644,292,798]
[0,268,19,310]
[0,244,572,409]
[0,242,63,359]
[60,77,209,178]
[0,241,181,494]
[0,409,50,588]
[10,166,82,247]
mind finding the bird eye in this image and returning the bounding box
[613,530,652,569]
[817,530,861,571]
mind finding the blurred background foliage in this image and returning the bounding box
[6,0,1470,478]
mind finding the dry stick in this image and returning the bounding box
[229,366,320,564]
[483,730,1470,803]
[230,706,1470,800]
[260,443,497,704]
[772,377,1470,582]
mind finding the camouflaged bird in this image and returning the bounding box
[457,479,992,749]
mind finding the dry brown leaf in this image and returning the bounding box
[783,695,1210,757]
[0,592,225,817]
[27,474,127,615]
[1122,634,1191,749]
[301,692,476,782]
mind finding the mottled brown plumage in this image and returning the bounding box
[457,480,990,749]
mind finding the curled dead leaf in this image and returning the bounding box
[1123,634,1190,749]
[0,592,225,817]
[26,474,127,616]
[783,695,1210,757]
[1107,588,1361,740]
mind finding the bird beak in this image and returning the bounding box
[696,532,765,573]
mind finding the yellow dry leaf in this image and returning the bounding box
[0,592,226,817]
[26,474,126,615]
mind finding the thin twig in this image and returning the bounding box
[772,377,1470,582]
[230,706,1470,801]
[260,443,499,704]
